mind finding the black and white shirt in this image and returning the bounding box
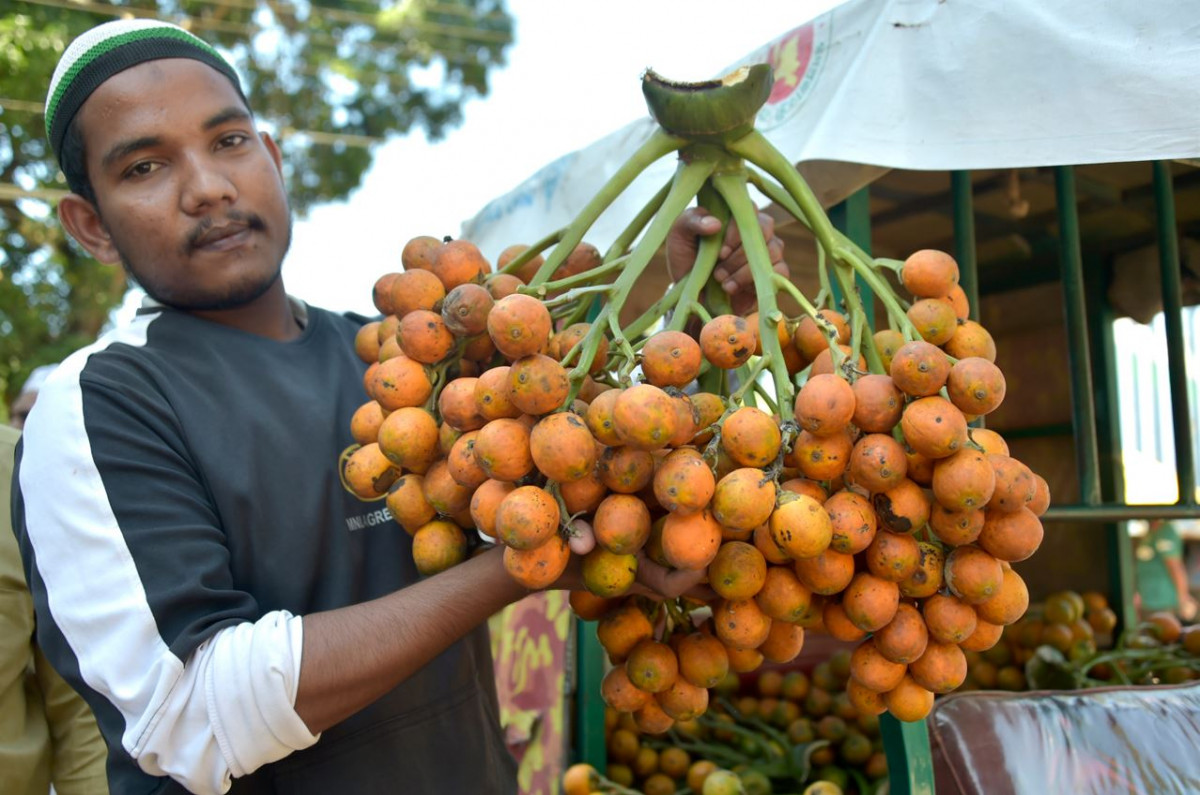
[13,301,515,794]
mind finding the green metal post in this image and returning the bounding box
[1152,161,1197,506]
[1055,166,1102,506]
[1084,248,1137,633]
[951,171,980,321]
[574,619,607,768]
[880,715,936,795]
[830,187,875,324]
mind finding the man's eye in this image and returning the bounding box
[218,133,248,149]
[125,162,160,178]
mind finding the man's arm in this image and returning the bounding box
[295,545,524,733]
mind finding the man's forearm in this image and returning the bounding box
[294,545,528,734]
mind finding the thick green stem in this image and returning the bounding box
[497,228,564,276]
[518,255,628,297]
[529,129,686,286]
[731,356,771,406]
[622,279,688,340]
[711,171,795,414]
[667,183,729,332]
[772,273,845,375]
[561,158,714,404]
[830,261,886,375]
[604,178,674,262]
[728,131,844,267]
[846,253,923,341]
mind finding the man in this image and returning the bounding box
[1135,519,1198,620]
[15,19,785,795]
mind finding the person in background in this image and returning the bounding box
[1135,519,1199,621]
[9,366,58,431]
[3,369,108,794]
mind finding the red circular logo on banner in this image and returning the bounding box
[767,24,816,104]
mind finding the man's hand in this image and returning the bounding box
[666,207,790,316]
[549,520,714,602]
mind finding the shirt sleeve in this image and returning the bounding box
[16,358,318,795]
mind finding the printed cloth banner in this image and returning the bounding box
[490,591,573,795]
[463,0,1200,260]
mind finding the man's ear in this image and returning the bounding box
[57,195,119,264]
[261,131,284,175]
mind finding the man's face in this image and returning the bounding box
[72,59,292,311]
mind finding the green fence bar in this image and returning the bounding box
[951,171,980,321]
[1152,161,1197,506]
[880,714,936,795]
[830,188,875,325]
[1055,166,1102,506]
[574,619,607,768]
[1043,504,1200,522]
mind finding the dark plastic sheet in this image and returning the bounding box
[929,682,1200,795]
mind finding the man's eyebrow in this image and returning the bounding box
[204,106,252,130]
[102,136,160,169]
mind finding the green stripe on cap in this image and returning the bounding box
[46,26,224,134]
[45,19,244,168]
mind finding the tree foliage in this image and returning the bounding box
[0,0,512,407]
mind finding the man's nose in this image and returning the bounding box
[180,155,238,214]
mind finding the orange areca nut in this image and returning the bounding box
[653,448,716,514]
[825,490,878,555]
[700,314,756,369]
[530,412,597,482]
[889,340,951,398]
[792,309,850,361]
[432,238,489,290]
[398,309,455,364]
[625,639,679,694]
[769,493,833,560]
[792,430,853,482]
[504,535,571,590]
[841,572,901,633]
[874,603,929,664]
[487,293,551,360]
[849,433,908,494]
[593,494,653,555]
[508,354,570,416]
[708,541,769,600]
[901,396,968,459]
[613,384,679,450]
[377,406,439,470]
[721,407,782,468]
[439,377,486,432]
[412,520,468,576]
[947,357,1007,416]
[390,269,446,317]
[660,509,723,570]
[907,298,957,346]
[598,446,656,494]
[851,374,904,432]
[441,282,494,337]
[898,541,945,598]
[495,485,560,550]
[901,249,959,298]
[794,374,856,436]
[713,598,773,651]
[473,418,534,482]
[641,330,703,387]
[342,443,398,499]
[712,468,777,531]
[755,565,815,623]
[387,475,436,535]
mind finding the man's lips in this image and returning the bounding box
[192,222,251,250]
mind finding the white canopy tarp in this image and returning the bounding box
[463,0,1200,259]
